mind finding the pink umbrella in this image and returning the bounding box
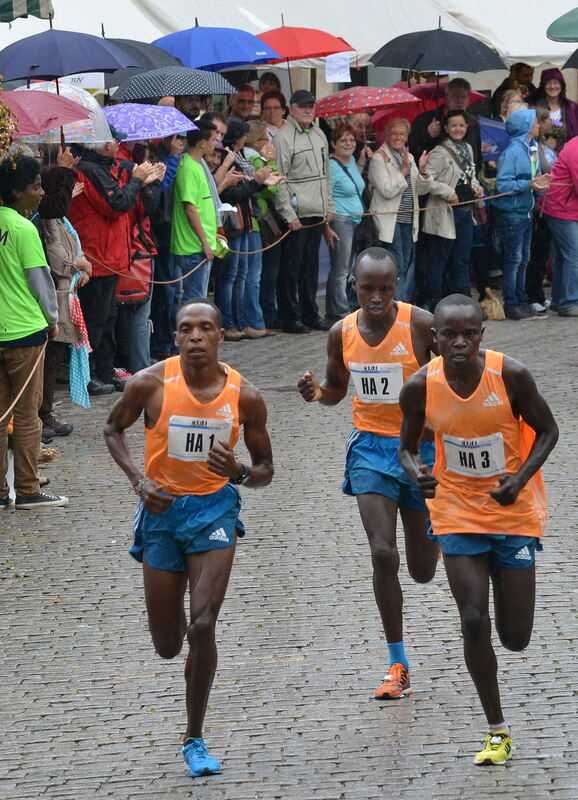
[315,86,419,118]
[4,90,90,137]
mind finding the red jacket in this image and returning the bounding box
[539,136,578,221]
[69,148,144,277]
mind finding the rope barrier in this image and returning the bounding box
[0,342,47,425]
[69,181,571,286]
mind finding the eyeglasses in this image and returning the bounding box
[263,105,283,111]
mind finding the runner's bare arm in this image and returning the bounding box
[490,357,559,506]
[103,373,174,514]
[207,382,273,488]
[410,305,438,362]
[297,322,350,404]
[398,368,438,498]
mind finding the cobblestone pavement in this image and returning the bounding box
[1,313,577,800]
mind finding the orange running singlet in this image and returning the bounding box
[425,349,547,537]
[342,302,420,436]
[144,357,241,496]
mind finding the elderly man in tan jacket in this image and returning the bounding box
[368,118,431,301]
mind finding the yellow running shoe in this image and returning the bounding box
[374,663,412,699]
[473,731,513,765]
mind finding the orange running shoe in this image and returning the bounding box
[374,663,412,699]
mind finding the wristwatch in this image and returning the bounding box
[230,463,249,485]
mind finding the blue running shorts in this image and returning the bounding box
[131,483,245,572]
[342,429,434,511]
[431,531,542,569]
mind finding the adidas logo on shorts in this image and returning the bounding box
[391,342,409,356]
[514,545,532,561]
[208,527,229,542]
[216,403,233,417]
[482,392,503,407]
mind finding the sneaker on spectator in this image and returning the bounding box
[505,306,524,320]
[1,494,13,509]
[113,367,132,379]
[15,492,69,509]
[520,304,544,319]
[243,326,267,339]
[531,302,548,313]
[224,327,246,342]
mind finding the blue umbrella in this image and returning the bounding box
[479,116,510,162]
[153,22,281,71]
[0,28,139,82]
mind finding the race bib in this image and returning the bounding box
[443,432,506,477]
[167,415,232,462]
[349,361,403,404]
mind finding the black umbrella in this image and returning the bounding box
[104,39,183,89]
[371,25,506,73]
[114,66,235,102]
[563,48,578,69]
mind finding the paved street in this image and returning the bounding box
[1,313,577,800]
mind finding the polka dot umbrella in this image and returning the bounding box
[315,86,419,118]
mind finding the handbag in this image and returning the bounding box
[221,206,244,239]
[440,142,486,224]
[259,208,283,248]
[330,156,378,249]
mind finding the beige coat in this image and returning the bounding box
[368,143,431,244]
[40,218,84,344]
[421,142,481,240]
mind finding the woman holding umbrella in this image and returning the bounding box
[368,117,432,302]
[421,110,484,307]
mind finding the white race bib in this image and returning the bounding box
[443,432,506,478]
[349,361,403,404]
[167,415,232,462]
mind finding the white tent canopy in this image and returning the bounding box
[0,0,575,67]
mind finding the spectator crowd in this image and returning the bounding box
[2,63,578,508]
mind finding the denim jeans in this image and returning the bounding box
[238,231,265,330]
[215,233,245,330]
[327,217,358,318]
[382,221,416,303]
[173,252,212,302]
[545,215,578,312]
[427,208,474,301]
[497,216,532,309]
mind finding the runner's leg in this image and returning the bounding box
[443,553,504,725]
[143,560,188,658]
[184,544,236,740]
[356,493,401,642]
[491,564,536,651]
[399,506,438,583]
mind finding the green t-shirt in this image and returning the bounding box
[0,207,49,341]
[170,154,217,256]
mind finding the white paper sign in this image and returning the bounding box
[325,53,351,84]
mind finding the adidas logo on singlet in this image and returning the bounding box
[216,403,233,417]
[482,392,503,407]
[208,527,229,542]
[391,342,409,356]
[514,545,532,561]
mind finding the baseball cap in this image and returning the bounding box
[290,90,316,106]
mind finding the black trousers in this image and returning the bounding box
[277,217,323,325]
[78,275,117,383]
[525,212,550,305]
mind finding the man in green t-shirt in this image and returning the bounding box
[0,154,68,509]
[171,120,219,300]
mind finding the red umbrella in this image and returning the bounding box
[4,90,90,137]
[257,26,353,61]
[315,86,419,118]
[372,83,485,131]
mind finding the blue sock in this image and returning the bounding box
[387,641,409,668]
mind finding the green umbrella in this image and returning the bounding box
[547,8,578,42]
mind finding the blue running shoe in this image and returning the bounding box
[182,739,222,777]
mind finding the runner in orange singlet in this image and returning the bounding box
[104,299,273,779]
[399,294,558,766]
[298,248,439,699]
